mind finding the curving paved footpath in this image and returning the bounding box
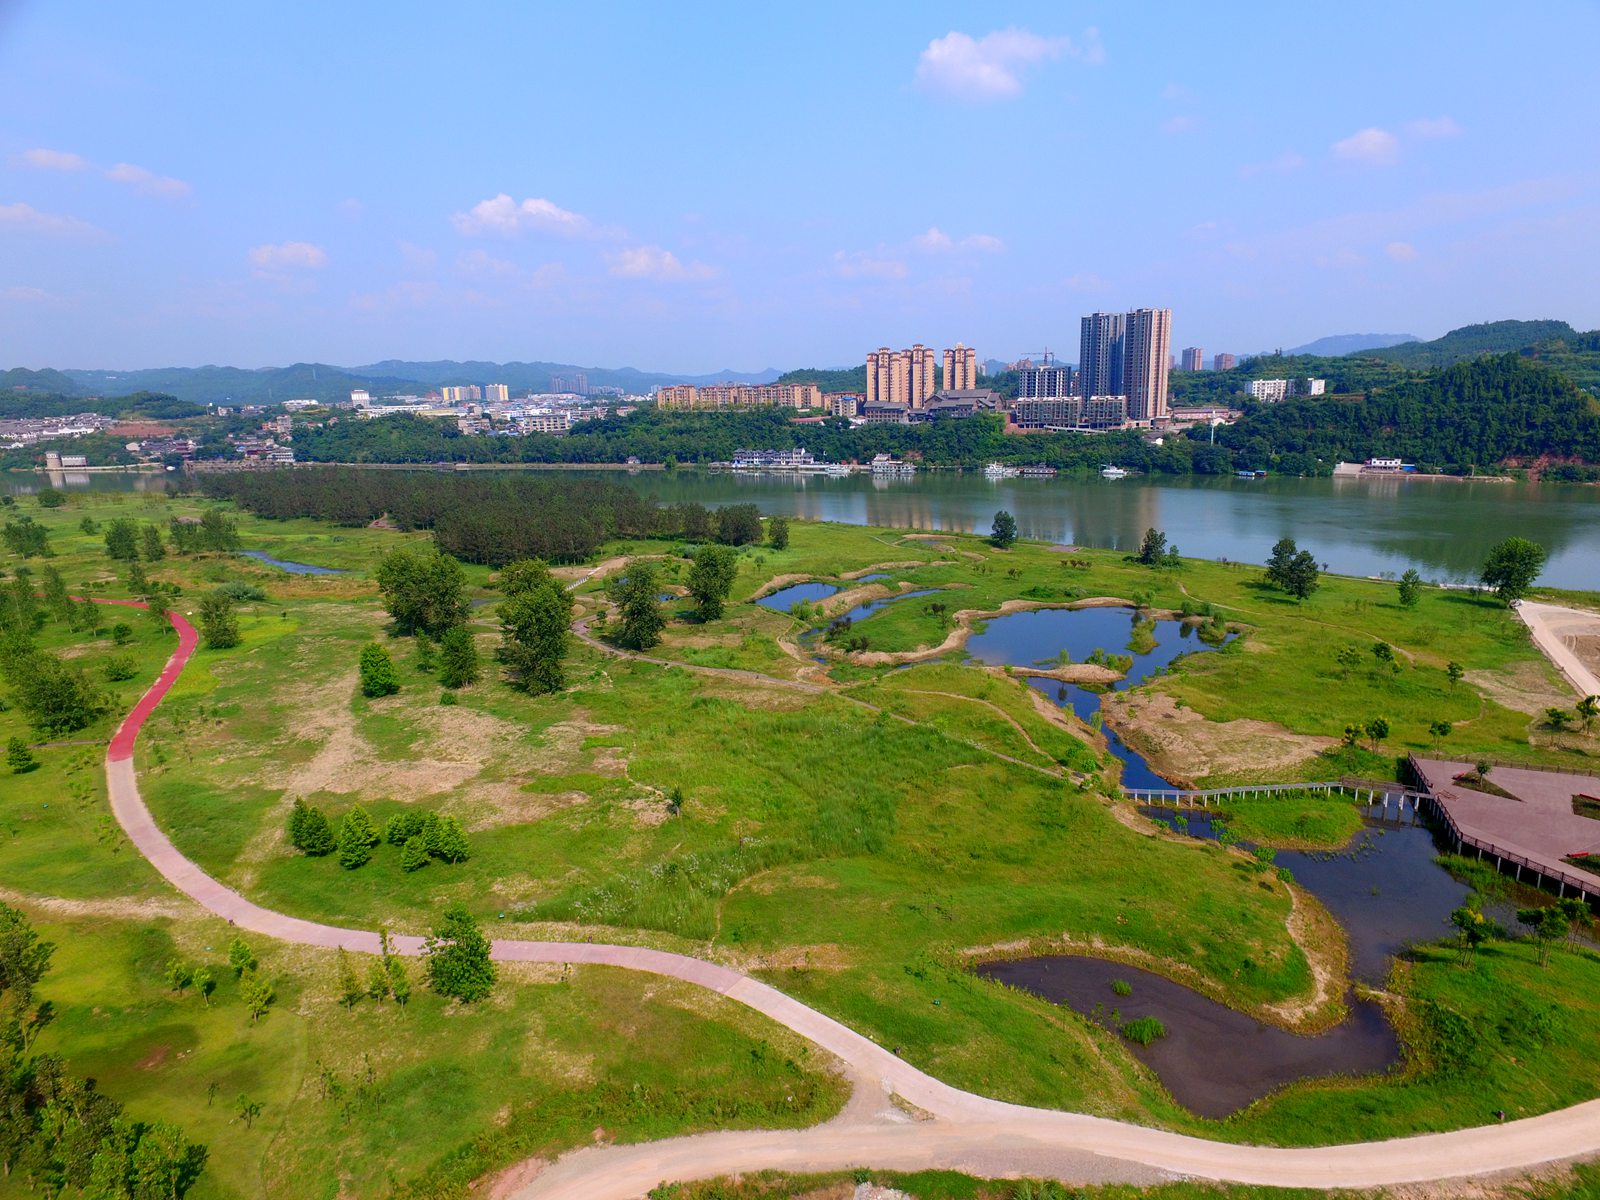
[100,601,1600,1197]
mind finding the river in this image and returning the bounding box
[7,467,1600,590]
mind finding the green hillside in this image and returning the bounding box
[1363,319,1579,368]
[1213,354,1600,473]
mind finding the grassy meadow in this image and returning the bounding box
[3,483,1600,1196]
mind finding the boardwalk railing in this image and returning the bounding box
[1122,780,1425,809]
[1406,753,1598,903]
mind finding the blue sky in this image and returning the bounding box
[2,1,1598,372]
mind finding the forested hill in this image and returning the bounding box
[1214,355,1600,473]
[1362,320,1583,368]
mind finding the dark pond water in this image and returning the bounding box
[978,955,1399,1118]
[962,606,1226,789]
[1142,807,1523,983]
[237,550,344,575]
[756,582,839,612]
[856,572,891,581]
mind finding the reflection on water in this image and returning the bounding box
[979,955,1398,1118]
[963,606,1225,789]
[17,468,1600,587]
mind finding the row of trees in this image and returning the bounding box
[201,470,773,566]
[286,799,471,870]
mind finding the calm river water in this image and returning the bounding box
[8,467,1600,590]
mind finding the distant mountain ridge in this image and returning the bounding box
[46,359,782,406]
[1286,333,1418,357]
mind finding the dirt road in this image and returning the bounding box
[1516,600,1600,699]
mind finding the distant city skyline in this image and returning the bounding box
[1,2,1597,371]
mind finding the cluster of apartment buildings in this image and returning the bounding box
[1172,348,1237,372]
[0,412,115,450]
[1247,377,1326,402]
[654,383,823,411]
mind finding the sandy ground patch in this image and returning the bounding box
[839,560,930,579]
[1011,663,1123,684]
[0,887,190,922]
[1100,691,1334,786]
[1467,660,1571,716]
[697,680,813,711]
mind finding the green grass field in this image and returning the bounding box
[4,487,1600,1197]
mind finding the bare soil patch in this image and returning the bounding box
[1100,691,1334,786]
[1467,660,1571,716]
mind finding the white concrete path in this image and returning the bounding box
[1517,600,1600,700]
[100,603,1600,1199]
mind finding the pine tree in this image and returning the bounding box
[240,970,274,1022]
[767,515,790,551]
[337,809,375,870]
[423,902,496,1003]
[358,642,400,698]
[299,805,335,856]
[384,810,427,845]
[287,797,310,851]
[400,835,430,872]
[142,524,166,562]
[198,591,241,650]
[426,815,470,864]
[6,736,39,774]
[437,626,480,688]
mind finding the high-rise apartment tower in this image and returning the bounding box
[943,343,977,391]
[1123,307,1172,423]
[1078,313,1126,401]
[1181,347,1204,372]
[866,345,937,407]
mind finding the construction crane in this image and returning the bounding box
[1017,349,1055,368]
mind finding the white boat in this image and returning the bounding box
[1100,465,1129,479]
[983,462,1018,479]
[823,463,851,476]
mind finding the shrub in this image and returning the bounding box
[103,655,138,682]
[216,580,267,602]
[1120,1016,1167,1046]
[1109,978,1132,997]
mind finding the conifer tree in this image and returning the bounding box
[358,642,400,698]
[299,804,335,856]
[400,835,430,872]
[336,948,363,1008]
[337,807,377,869]
[426,814,470,864]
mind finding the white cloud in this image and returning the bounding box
[912,226,1005,254]
[21,148,90,171]
[399,241,438,271]
[1161,82,1192,103]
[833,250,907,280]
[1239,152,1306,178]
[914,26,1101,101]
[451,193,592,238]
[607,244,716,282]
[0,202,104,238]
[1405,116,1462,139]
[248,241,328,270]
[1161,115,1197,136]
[1332,127,1400,167]
[339,198,364,217]
[351,280,440,313]
[105,162,192,199]
[457,248,517,277]
[1,285,54,303]
[1385,240,1420,262]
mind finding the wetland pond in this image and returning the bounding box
[236,550,345,575]
[963,605,1514,1115]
